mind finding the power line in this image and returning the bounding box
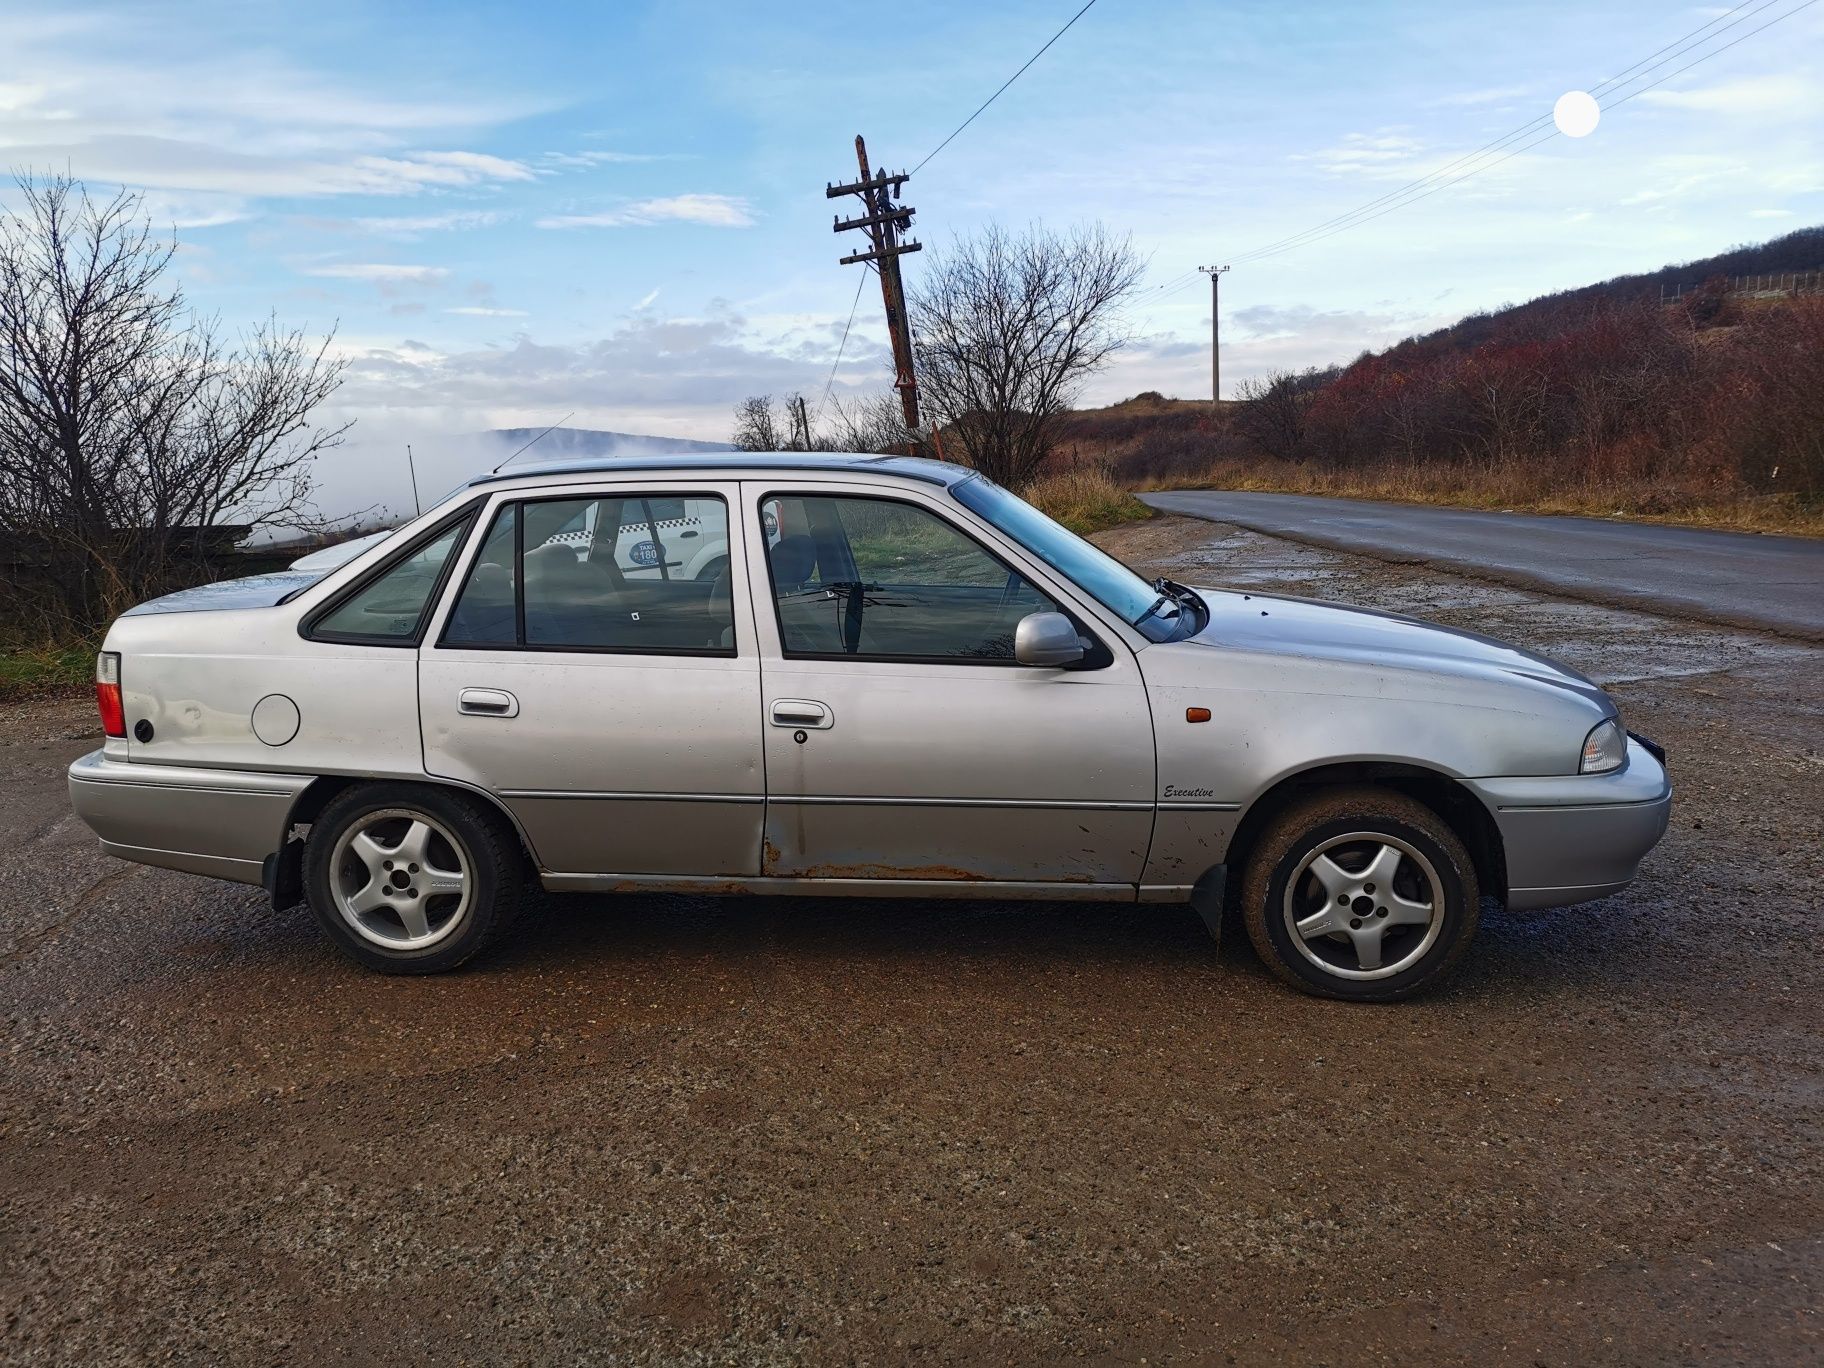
[911,0,1102,175]
[815,264,872,425]
[1223,0,1790,269]
[1226,0,1780,265]
[1597,0,1818,111]
[1168,0,1817,278]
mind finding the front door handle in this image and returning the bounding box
[770,698,832,729]
[458,687,519,718]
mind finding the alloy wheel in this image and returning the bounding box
[329,808,473,951]
[1280,831,1445,981]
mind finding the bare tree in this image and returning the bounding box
[0,173,346,628]
[910,223,1142,488]
[731,394,785,451]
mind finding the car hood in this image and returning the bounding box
[1179,586,1612,709]
[120,570,326,616]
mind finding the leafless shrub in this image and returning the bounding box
[820,390,911,454]
[1233,369,1324,461]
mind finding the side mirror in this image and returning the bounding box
[1014,611,1086,668]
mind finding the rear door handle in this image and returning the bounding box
[770,698,832,729]
[458,688,519,718]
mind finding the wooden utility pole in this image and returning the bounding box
[827,135,922,440]
[1199,265,1230,412]
[789,394,812,450]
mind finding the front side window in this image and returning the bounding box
[442,493,735,654]
[311,516,474,642]
[760,494,1063,661]
[952,473,1193,642]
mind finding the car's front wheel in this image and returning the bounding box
[303,783,526,974]
[1241,786,1479,1002]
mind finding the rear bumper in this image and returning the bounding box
[1468,738,1672,912]
[66,750,310,886]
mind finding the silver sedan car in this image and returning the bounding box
[67,453,1670,1000]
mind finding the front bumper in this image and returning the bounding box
[1467,737,1672,911]
[67,750,310,886]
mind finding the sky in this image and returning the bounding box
[1,0,1820,517]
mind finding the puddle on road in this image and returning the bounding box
[1108,520,1821,690]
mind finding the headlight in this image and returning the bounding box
[1579,718,1627,774]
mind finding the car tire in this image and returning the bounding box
[1241,786,1479,1002]
[303,783,527,974]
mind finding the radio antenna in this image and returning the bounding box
[492,412,575,473]
[405,443,423,516]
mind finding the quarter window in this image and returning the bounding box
[311,516,474,642]
[760,494,1062,661]
[442,494,735,654]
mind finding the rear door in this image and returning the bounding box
[418,481,763,877]
[744,480,1157,889]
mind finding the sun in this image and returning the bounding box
[1554,90,1601,138]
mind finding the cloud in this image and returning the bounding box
[406,150,535,182]
[1638,75,1823,119]
[537,150,673,169]
[326,310,882,443]
[307,263,450,283]
[0,133,537,199]
[537,194,756,229]
[445,305,528,316]
[0,15,549,204]
[1430,84,1535,108]
[352,209,507,235]
[129,189,252,229]
[1749,207,1796,218]
[1300,130,1426,178]
[1082,302,1445,407]
[635,287,661,309]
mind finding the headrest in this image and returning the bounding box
[769,534,818,589]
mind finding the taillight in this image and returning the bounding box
[96,652,125,738]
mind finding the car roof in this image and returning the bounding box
[466,450,969,489]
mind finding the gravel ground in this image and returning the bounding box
[2,515,1819,1365]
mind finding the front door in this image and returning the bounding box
[419,483,764,877]
[744,483,1156,889]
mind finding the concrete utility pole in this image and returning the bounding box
[1199,265,1230,412]
[827,135,923,442]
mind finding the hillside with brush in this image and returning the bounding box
[1051,227,1824,534]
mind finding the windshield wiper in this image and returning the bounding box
[1133,590,1179,628]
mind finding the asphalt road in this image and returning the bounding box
[1141,490,1824,640]
[3,519,1820,1364]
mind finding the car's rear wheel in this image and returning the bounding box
[304,784,525,974]
[1241,786,1479,1002]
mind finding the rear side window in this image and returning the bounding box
[442,506,517,646]
[309,515,474,643]
[442,494,736,655]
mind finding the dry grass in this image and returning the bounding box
[0,640,95,702]
[1023,466,1155,535]
[1133,457,1824,537]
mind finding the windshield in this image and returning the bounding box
[952,473,1187,642]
